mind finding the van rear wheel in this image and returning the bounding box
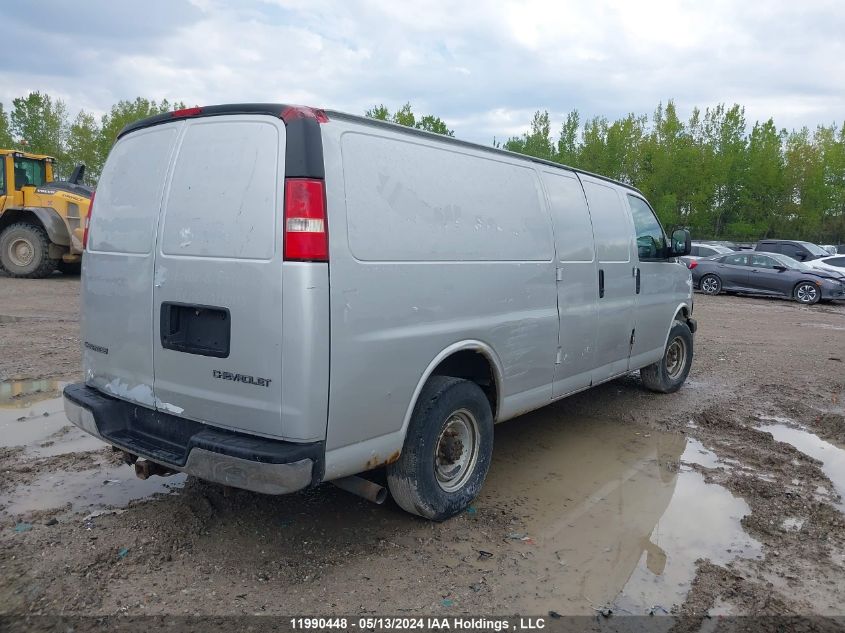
[387,376,493,521]
[640,321,693,393]
[0,223,58,278]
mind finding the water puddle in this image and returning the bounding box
[0,378,64,408]
[0,379,108,456]
[0,461,186,516]
[0,378,183,516]
[479,412,761,614]
[680,437,720,469]
[758,423,845,513]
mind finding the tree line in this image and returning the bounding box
[1,92,842,243]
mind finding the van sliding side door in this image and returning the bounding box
[578,176,636,384]
[540,169,598,397]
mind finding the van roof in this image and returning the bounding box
[119,103,644,196]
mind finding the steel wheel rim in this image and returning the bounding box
[9,238,35,267]
[665,336,687,379]
[797,284,817,303]
[434,408,480,492]
[702,277,718,294]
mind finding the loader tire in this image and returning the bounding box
[0,223,59,278]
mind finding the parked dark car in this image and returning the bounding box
[690,251,845,304]
[755,239,829,262]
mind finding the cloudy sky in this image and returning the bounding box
[3,0,843,144]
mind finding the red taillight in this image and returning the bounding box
[83,190,95,250]
[171,106,203,118]
[280,106,329,124]
[688,260,698,270]
[284,178,327,261]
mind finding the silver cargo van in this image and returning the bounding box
[64,104,696,520]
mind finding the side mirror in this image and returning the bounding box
[773,265,788,272]
[670,229,691,257]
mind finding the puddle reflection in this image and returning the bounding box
[482,410,760,613]
[758,423,845,513]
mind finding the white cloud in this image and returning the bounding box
[1,0,843,143]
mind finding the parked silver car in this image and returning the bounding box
[63,104,695,520]
[692,251,845,304]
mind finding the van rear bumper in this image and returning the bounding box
[62,383,323,495]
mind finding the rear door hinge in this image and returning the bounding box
[556,267,564,282]
[555,347,562,365]
[630,329,636,346]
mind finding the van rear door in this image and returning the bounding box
[83,124,181,408]
[151,115,287,438]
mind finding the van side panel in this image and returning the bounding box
[322,123,558,464]
[579,177,636,384]
[83,125,181,406]
[539,169,598,397]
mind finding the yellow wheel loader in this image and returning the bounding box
[0,150,93,278]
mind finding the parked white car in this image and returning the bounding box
[807,255,845,275]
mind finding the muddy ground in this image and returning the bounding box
[0,275,844,627]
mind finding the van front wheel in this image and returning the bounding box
[387,376,493,521]
[640,321,693,393]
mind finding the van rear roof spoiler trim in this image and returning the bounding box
[118,103,325,180]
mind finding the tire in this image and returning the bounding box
[640,321,694,394]
[387,376,494,521]
[793,281,820,305]
[57,260,82,275]
[700,274,721,295]
[0,223,59,278]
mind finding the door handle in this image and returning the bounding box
[599,269,605,298]
[635,267,641,294]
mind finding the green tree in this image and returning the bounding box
[741,119,786,238]
[416,114,453,136]
[97,97,184,163]
[66,110,102,181]
[365,104,390,121]
[0,103,13,148]
[364,102,453,136]
[556,110,580,166]
[504,110,554,160]
[10,92,69,168]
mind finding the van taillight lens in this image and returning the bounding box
[83,190,95,250]
[284,178,327,261]
[688,260,698,270]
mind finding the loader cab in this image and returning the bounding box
[13,154,51,189]
[0,152,53,211]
